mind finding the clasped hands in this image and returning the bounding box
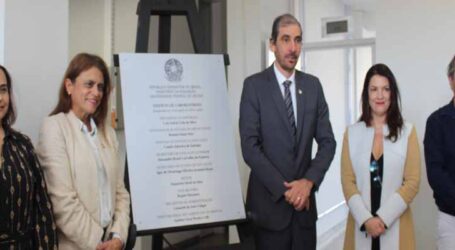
[284,179,313,211]
[364,217,386,238]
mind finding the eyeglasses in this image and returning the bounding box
[369,160,382,188]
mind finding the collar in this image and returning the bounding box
[79,116,97,136]
[273,62,295,85]
[440,99,455,117]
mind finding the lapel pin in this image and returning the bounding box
[298,89,303,95]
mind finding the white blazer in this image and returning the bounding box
[347,121,413,250]
[37,111,130,250]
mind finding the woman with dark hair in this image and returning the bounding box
[0,65,58,249]
[37,53,130,250]
[341,64,421,250]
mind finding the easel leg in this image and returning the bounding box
[152,233,163,250]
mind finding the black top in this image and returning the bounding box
[0,129,58,249]
[424,100,455,216]
[370,153,383,250]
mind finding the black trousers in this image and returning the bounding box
[253,213,316,250]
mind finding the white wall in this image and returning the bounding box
[304,48,350,237]
[0,0,5,64]
[301,0,351,239]
[69,0,105,59]
[376,1,455,249]
[113,0,137,54]
[303,0,346,42]
[227,0,257,198]
[4,0,68,142]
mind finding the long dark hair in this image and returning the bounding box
[0,65,17,130]
[50,53,111,132]
[359,63,403,142]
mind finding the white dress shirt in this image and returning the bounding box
[80,118,113,228]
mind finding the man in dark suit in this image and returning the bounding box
[239,14,336,249]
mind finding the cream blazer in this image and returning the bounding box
[37,111,130,250]
[341,122,420,250]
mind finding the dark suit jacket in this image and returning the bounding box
[424,100,455,216]
[239,66,336,231]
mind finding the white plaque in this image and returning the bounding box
[119,53,245,231]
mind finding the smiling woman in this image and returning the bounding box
[341,64,421,250]
[50,53,111,132]
[0,65,58,249]
[37,53,131,250]
[65,66,105,131]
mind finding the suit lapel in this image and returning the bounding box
[67,112,98,169]
[295,71,306,141]
[266,67,294,137]
[65,112,100,209]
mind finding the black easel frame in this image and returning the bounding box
[135,0,210,54]
[116,1,248,249]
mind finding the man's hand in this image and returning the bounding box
[364,217,386,238]
[96,238,123,250]
[284,179,313,211]
[292,198,310,211]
